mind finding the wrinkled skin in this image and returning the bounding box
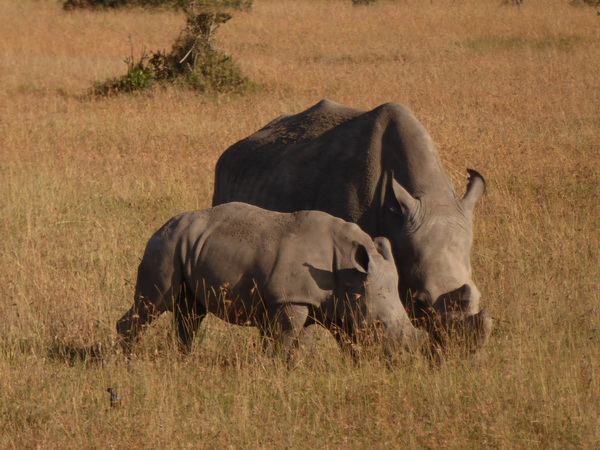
[116,203,426,360]
[213,100,491,347]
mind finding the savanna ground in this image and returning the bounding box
[1,0,598,447]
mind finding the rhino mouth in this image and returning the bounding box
[407,285,492,352]
[422,308,492,352]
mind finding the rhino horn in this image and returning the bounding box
[461,169,486,210]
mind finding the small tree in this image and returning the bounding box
[93,5,252,95]
[64,0,251,11]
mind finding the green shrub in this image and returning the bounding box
[93,11,251,95]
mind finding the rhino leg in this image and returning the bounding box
[175,289,207,354]
[315,301,361,361]
[263,304,310,364]
[116,246,180,349]
[116,294,167,350]
[331,325,360,362]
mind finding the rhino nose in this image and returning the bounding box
[435,284,475,314]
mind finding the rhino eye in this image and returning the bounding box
[396,212,416,234]
[388,203,406,219]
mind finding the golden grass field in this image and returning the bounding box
[1,0,598,446]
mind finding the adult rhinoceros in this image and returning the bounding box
[116,202,425,359]
[213,100,491,348]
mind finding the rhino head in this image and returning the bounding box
[381,169,490,347]
[347,237,428,354]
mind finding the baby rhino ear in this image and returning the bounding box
[373,237,394,261]
[350,241,370,274]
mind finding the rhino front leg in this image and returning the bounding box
[330,324,360,362]
[175,291,207,354]
[263,304,310,365]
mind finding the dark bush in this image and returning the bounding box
[568,0,600,6]
[93,11,251,95]
[64,0,251,11]
[352,0,378,5]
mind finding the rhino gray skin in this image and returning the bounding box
[213,100,491,345]
[116,202,425,358]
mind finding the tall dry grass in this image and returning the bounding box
[0,0,598,447]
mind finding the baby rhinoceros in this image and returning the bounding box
[116,202,425,360]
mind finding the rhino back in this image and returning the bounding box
[213,100,456,231]
[182,203,354,308]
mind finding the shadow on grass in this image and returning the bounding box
[47,339,110,365]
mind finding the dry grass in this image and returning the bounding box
[1,0,598,447]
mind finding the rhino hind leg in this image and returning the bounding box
[116,246,180,350]
[116,295,167,351]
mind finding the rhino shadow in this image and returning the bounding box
[303,263,360,292]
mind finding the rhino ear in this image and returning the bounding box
[373,237,394,261]
[388,175,418,217]
[461,169,486,210]
[350,241,370,274]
